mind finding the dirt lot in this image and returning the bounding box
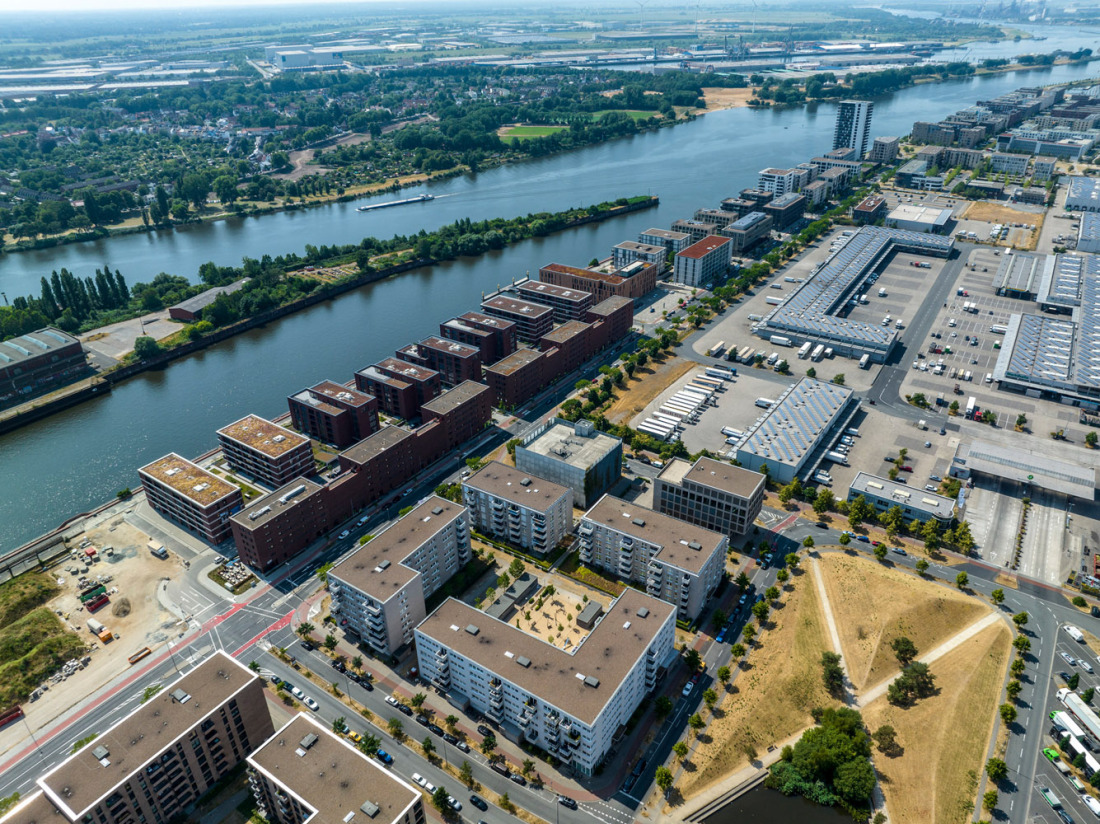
[3,519,186,741]
[817,553,988,691]
[959,201,1044,249]
[604,356,696,425]
[862,622,1011,824]
[700,87,758,111]
[679,565,840,800]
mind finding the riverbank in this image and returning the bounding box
[0,196,658,435]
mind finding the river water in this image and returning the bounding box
[703,786,849,824]
[1,58,1099,553]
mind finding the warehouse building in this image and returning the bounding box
[139,454,243,544]
[217,415,314,489]
[248,715,423,824]
[653,456,765,538]
[515,417,622,507]
[1066,176,1100,211]
[993,268,1100,405]
[1035,254,1097,314]
[755,226,954,363]
[0,327,86,399]
[1077,212,1100,254]
[462,462,572,554]
[288,381,379,448]
[884,204,953,234]
[329,497,470,656]
[848,472,955,525]
[414,588,675,776]
[735,378,858,484]
[950,440,1096,500]
[5,653,273,824]
[994,252,1046,300]
[578,495,727,621]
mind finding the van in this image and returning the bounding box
[1083,794,1100,817]
[878,287,887,297]
[490,762,510,777]
[948,318,957,327]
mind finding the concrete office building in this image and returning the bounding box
[612,241,667,272]
[869,136,899,164]
[670,219,715,243]
[462,462,572,554]
[414,588,676,776]
[578,495,727,621]
[638,227,691,254]
[139,454,243,544]
[763,192,806,230]
[848,472,955,525]
[673,235,732,287]
[248,715,423,824]
[991,152,1030,176]
[439,312,517,366]
[288,381,379,448]
[481,295,555,343]
[396,337,483,386]
[516,280,593,323]
[1032,156,1058,181]
[834,101,874,157]
[3,653,274,824]
[217,415,314,489]
[735,378,858,484]
[721,212,773,254]
[515,417,622,507]
[329,497,470,656]
[0,327,86,398]
[653,456,765,538]
[853,194,888,223]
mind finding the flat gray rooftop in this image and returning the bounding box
[416,589,673,724]
[849,472,955,520]
[679,456,765,499]
[0,327,79,371]
[329,496,464,601]
[463,461,570,511]
[520,421,621,469]
[39,653,257,819]
[248,715,419,824]
[582,494,725,574]
[952,439,1096,499]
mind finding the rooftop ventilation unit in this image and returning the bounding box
[465,624,480,636]
[359,801,380,819]
[583,675,600,688]
[300,733,319,750]
[171,688,191,704]
[516,656,531,668]
[636,607,650,618]
[632,518,646,528]
[432,507,444,516]
[520,478,532,486]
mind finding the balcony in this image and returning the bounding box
[364,603,382,618]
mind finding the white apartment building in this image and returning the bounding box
[414,589,675,776]
[757,167,800,196]
[991,152,1030,176]
[577,495,727,621]
[329,497,470,656]
[462,461,572,554]
[672,236,732,287]
[639,227,691,254]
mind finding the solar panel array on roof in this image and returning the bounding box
[736,378,853,469]
[1004,314,1074,385]
[758,227,953,353]
[1038,254,1089,309]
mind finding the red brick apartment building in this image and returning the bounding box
[287,381,379,448]
[439,312,517,365]
[538,261,657,303]
[139,454,243,544]
[355,358,441,420]
[232,383,492,568]
[396,336,483,386]
[480,295,554,343]
[216,415,314,489]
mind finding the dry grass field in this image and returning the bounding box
[679,566,840,800]
[700,87,758,110]
[862,622,1011,824]
[959,201,1040,225]
[604,356,696,426]
[817,553,988,691]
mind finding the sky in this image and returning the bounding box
[2,0,403,10]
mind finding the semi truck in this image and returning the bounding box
[965,397,976,418]
[769,335,793,347]
[797,342,812,360]
[859,354,870,370]
[755,398,775,409]
[989,324,1007,334]
[1058,687,1100,745]
[825,451,849,465]
[765,296,784,306]
[707,341,726,358]
[86,618,113,643]
[705,367,735,381]
[721,427,743,439]
[811,344,825,362]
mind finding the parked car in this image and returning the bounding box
[477,724,494,737]
[376,749,393,765]
[303,696,319,711]
[384,696,399,707]
[856,535,870,543]
[456,740,470,753]
[398,704,413,716]
[416,714,430,726]
[1061,652,1077,666]
[891,547,907,556]
[412,774,426,787]
[1082,660,1094,674]
[510,773,527,786]
[682,681,694,698]
[300,641,314,651]
[428,723,444,736]
[469,795,488,811]
[1043,748,1061,763]
[447,796,462,812]
[443,733,458,745]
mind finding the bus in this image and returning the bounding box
[0,705,24,730]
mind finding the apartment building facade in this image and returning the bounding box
[7,653,273,824]
[577,495,727,621]
[139,454,243,544]
[248,715,423,824]
[673,236,732,287]
[329,497,471,656]
[355,359,441,421]
[439,312,517,365]
[462,462,572,554]
[414,589,675,776]
[538,262,658,303]
[653,456,765,538]
[516,281,593,323]
[396,336,483,386]
[833,100,874,157]
[638,227,690,254]
[217,415,314,489]
[720,212,772,254]
[611,241,666,272]
[287,381,379,448]
[481,295,555,343]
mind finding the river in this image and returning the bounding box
[1,58,1099,553]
